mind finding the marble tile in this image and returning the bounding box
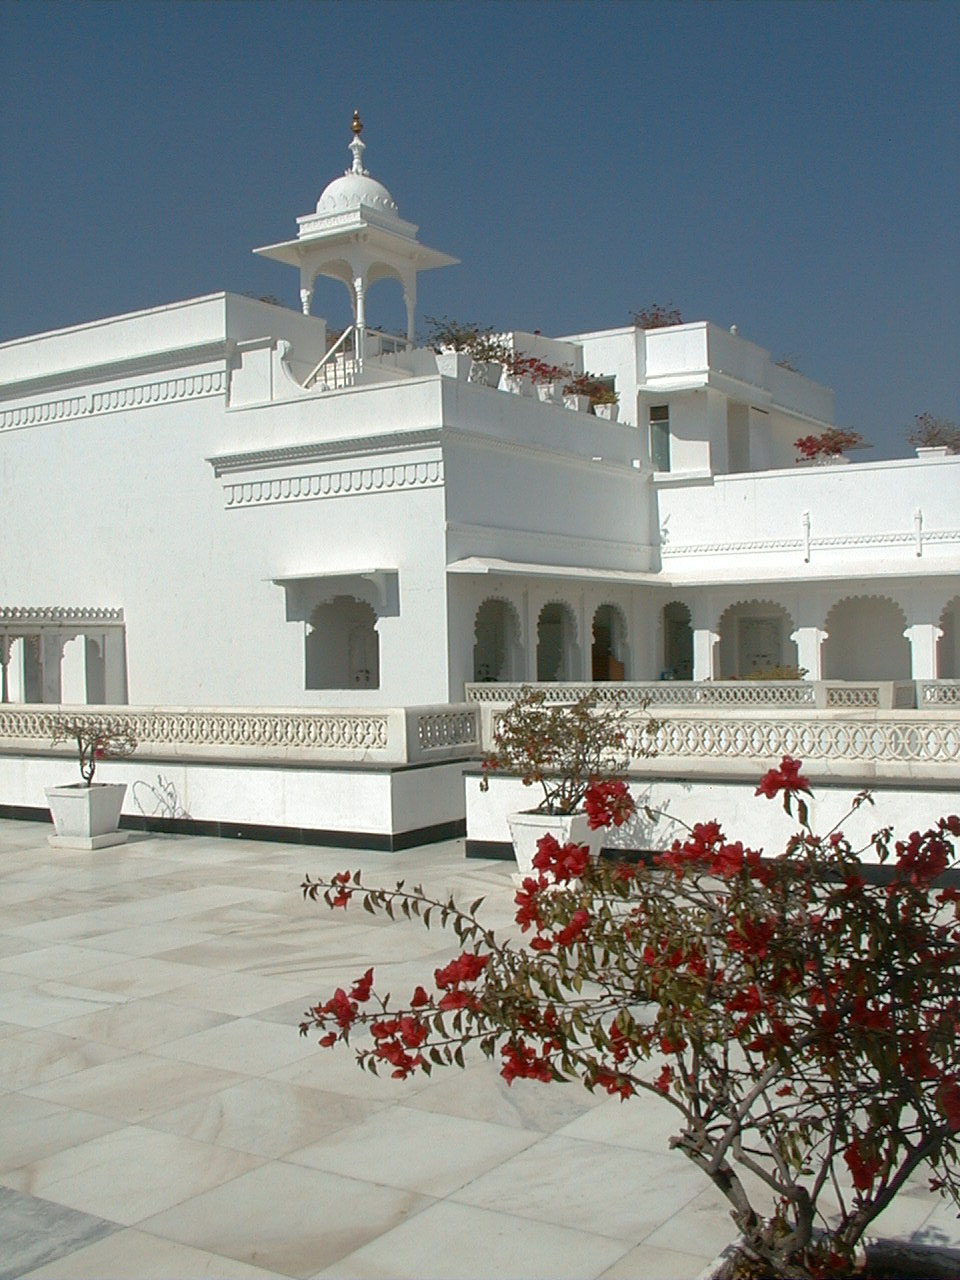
[405,1059,605,1133]
[287,1101,539,1196]
[23,1052,246,1122]
[556,1091,687,1152]
[0,1185,119,1280]
[0,1028,130,1091]
[267,1039,435,1102]
[154,937,313,976]
[0,981,120,1029]
[156,1015,322,1075]
[79,921,218,957]
[312,1198,631,1280]
[139,1161,431,1278]
[147,1078,387,1159]
[0,945,124,979]
[640,1183,741,1259]
[452,1132,707,1241]
[0,1095,122,1175]
[163,969,322,1017]
[66,955,208,999]
[596,1241,715,1279]
[49,996,234,1051]
[21,1228,290,1278]
[1,1125,262,1226]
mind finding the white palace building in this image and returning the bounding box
[1,117,957,851]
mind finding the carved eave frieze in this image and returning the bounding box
[209,428,445,510]
[0,606,124,629]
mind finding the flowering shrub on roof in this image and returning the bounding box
[50,716,137,786]
[301,764,960,1278]
[794,428,866,462]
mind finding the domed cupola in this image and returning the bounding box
[254,112,457,350]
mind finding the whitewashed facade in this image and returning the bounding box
[1,121,958,717]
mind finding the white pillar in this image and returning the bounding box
[905,623,942,680]
[354,275,366,367]
[403,278,416,345]
[102,630,128,704]
[6,637,24,702]
[792,627,827,681]
[60,634,87,705]
[299,267,314,317]
[40,633,64,703]
[692,628,719,681]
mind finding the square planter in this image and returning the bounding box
[46,782,129,850]
[506,810,605,882]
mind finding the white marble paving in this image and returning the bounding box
[0,816,955,1280]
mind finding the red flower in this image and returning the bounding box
[583,779,635,830]
[937,1080,960,1131]
[844,1139,882,1191]
[554,909,589,948]
[349,968,374,1002]
[533,834,590,883]
[438,989,478,1012]
[595,1070,634,1099]
[434,952,489,989]
[318,1032,337,1047]
[755,756,811,799]
[410,985,430,1007]
[653,1064,673,1093]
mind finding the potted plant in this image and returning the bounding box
[591,384,620,422]
[563,371,616,415]
[301,762,960,1280]
[46,716,137,849]
[524,358,571,404]
[908,412,960,458]
[631,302,683,329]
[794,428,866,464]
[479,686,653,876]
[425,317,506,386]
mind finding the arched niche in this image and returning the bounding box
[473,598,522,683]
[821,596,910,681]
[718,600,799,678]
[937,596,960,679]
[536,601,579,682]
[592,603,629,680]
[662,601,693,681]
[306,596,380,690]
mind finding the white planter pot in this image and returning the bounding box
[916,445,951,459]
[535,381,562,404]
[501,372,532,396]
[45,782,129,850]
[469,359,503,387]
[563,394,591,413]
[435,351,472,380]
[506,810,605,880]
[593,402,619,421]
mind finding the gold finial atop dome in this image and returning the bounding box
[351,110,363,136]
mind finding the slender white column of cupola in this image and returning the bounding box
[254,112,457,373]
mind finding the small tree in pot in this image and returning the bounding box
[47,716,137,848]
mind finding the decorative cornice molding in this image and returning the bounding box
[0,369,226,434]
[209,427,443,477]
[223,457,444,509]
[0,606,123,626]
[663,529,960,558]
[0,340,232,403]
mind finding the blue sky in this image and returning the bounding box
[1,0,956,457]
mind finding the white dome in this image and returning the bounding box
[316,172,399,217]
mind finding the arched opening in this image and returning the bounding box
[822,596,910,681]
[937,597,960,679]
[306,596,380,690]
[536,602,579,681]
[662,602,693,680]
[473,598,521,682]
[718,601,799,678]
[592,603,629,680]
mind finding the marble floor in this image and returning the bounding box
[0,818,957,1280]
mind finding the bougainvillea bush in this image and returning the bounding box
[794,428,866,463]
[301,763,960,1278]
[51,716,137,785]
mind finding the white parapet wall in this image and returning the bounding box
[466,698,960,862]
[0,703,481,851]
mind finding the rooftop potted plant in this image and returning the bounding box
[425,316,505,386]
[908,412,960,458]
[563,371,617,417]
[46,716,137,849]
[794,427,866,464]
[479,686,654,876]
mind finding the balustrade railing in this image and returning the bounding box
[466,680,918,710]
[303,326,414,391]
[0,703,480,767]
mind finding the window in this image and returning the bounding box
[650,405,670,472]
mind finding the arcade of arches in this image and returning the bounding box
[467,592,959,685]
